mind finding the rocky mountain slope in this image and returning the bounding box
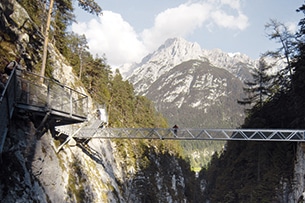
[143,59,245,128]
[127,37,254,128]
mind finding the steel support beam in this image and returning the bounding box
[73,128,305,142]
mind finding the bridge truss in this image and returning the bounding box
[74,128,305,142]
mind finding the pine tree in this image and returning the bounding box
[66,32,89,79]
[264,19,297,95]
[289,3,305,127]
[52,0,74,56]
[238,58,273,109]
[293,4,305,95]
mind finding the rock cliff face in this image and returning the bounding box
[293,143,305,202]
[0,0,42,69]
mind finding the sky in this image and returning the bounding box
[72,0,304,68]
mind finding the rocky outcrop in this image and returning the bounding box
[293,143,305,202]
[0,0,43,70]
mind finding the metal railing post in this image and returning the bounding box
[0,69,17,154]
[26,81,30,104]
[47,79,50,107]
[70,89,73,117]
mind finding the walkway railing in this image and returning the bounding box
[0,68,17,153]
[0,69,88,154]
[74,128,305,142]
[16,71,88,118]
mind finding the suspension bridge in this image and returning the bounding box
[1,66,305,154]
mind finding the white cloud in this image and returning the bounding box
[72,11,147,67]
[220,0,242,10]
[211,10,248,30]
[286,21,298,34]
[72,0,249,67]
[141,0,248,52]
[141,2,212,51]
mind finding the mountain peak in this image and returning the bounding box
[156,37,202,57]
[127,37,256,94]
[158,37,194,48]
[127,37,204,94]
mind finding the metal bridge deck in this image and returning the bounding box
[15,70,88,125]
[0,68,88,153]
[74,128,305,142]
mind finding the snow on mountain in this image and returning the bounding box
[201,48,255,81]
[125,37,263,128]
[127,37,205,94]
[127,38,255,95]
[147,59,245,128]
[125,36,291,128]
[202,48,254,69]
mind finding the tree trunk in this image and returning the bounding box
[40,0,54,82]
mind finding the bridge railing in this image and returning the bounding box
[0,68,17,153]
[75,128,305,142]
[17,71,88,118]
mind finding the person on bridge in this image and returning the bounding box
[173,124,179,136]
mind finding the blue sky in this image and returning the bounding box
[72,0,304,68]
